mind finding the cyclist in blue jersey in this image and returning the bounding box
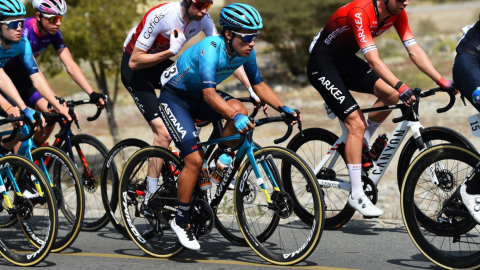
[3,0,105,147]
[0,0,74,154]
[158,3,301,250]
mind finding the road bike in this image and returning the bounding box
[0,114,58,266]
[282,88,474,229]
[117,111,325,265]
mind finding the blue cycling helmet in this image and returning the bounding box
[0,0,26,18]
[219,3,263,31]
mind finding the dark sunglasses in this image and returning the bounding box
[231,31,260,43]
[0,19,25,30]
[191,0,212,11]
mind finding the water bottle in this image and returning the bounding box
[473,87,480,104]
[211,154,232,184]
[361,144,373,170]
[369,134,388,161]
[198,159,212,191]
[168,147,180,176]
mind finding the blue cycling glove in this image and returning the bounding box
[281,105,294,115]
[22,107,36,123]
[233,113,250,132]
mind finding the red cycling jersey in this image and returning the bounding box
[310,0,416,57]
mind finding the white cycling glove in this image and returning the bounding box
[169,30,186,55]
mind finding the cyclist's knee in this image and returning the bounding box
[227,99,248,116]
[344,112,366,137]
[150,118,172,147]
[184,152,203,170]
[35,98,49,112]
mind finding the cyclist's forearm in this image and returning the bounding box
[61,57,95,95]
[203,88,237,119]
[232,66,252,89]
[129,48,174,70]
[252,82,284,110]
[407,44,442,83]
[366,53,401,88]
[30,73,63,110]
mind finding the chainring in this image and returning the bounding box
[190,199,214,237]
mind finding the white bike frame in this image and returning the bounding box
[314,103,438,191]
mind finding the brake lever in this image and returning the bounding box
[294,109,303,137]
[34,112,45,136]
[70,107,81,131]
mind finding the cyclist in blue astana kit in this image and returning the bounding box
[158,3,301,250]
[0,0,73,151]
[3,0,104,147]
[453,17,480,224]
[121,1,259,215]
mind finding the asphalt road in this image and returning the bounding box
[0,219,443,270]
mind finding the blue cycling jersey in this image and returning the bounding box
[161,36,263,99]
[0,37,38,75]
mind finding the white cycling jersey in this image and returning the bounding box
[123,2,217,54]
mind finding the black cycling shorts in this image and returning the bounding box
[4,67,43,108]
[453,52,480,112]
[121,52,174,124]
[158,90,234,157]
[307,53,380,121]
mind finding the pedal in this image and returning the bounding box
[363,215,379,219]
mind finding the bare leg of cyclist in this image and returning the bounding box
[33,98,56,145]
[222,99,248,147]
[363,80,400,144]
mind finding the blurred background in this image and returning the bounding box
[15,0,480,219]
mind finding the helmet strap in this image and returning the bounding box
[226,32,241,57]
[182,0,194,22]
[36,15,49,35]
[384,0,393,15]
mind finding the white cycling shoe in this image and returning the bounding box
[347,195,383,217]
[460,184,480,224]
[171,219,200,251]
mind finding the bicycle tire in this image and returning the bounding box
[397,126,476,189]
[64,134,110,231]
[284,128,354,230]
[0,155,58,266]
[29,146,84,252]
[119,146,184,257]
[101,138,149,238]
[209,143,280,246]
[235,147,324,265]
[402,144,480,269]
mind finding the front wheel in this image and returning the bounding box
[235,147,324,265]
[64,134,110,231]
[401,144,480,269]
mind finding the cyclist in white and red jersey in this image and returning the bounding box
[308,0,455,217]
[121,0,257,216]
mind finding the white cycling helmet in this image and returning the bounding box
[32,0,67,16]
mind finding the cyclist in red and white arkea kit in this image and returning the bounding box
[121,0,256,216]
[308,0,454,217]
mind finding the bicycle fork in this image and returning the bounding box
[245,148,280,203]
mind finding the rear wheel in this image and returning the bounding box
[101,138,149,238]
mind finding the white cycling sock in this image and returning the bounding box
[144,176,158,205]
[348,164,364,200]
[363,119,381,145]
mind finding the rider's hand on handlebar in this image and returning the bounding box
[233,113,255,134]
[281,105,302,125]
[58,106,78,122]
[399,87,416,107]
[22,107,45,130]
[89,91,106,109]
[7,106,22,128]
[437,77,459,95]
